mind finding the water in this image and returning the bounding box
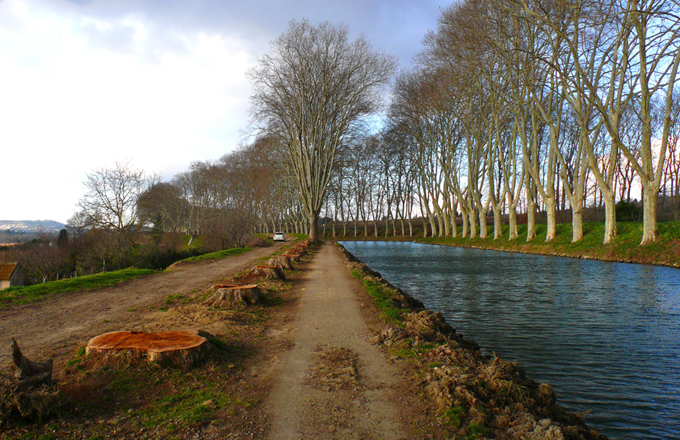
[340,241,680,440]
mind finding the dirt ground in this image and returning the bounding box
[0,240,448,439]
[263,243,407,440]
[0,242,286,370]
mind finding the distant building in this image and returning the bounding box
[0,263,22,290]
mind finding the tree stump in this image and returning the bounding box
[1,340,59,425]
[86,330,219,369]
[268,255,294,270]
[282,253,301,262]
[250,265,286,280]
[10,339,53,393]
[290,247,308,258]
[206,284,262,306]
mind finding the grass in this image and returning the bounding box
[362,279,409,323]
[443,405,465,428]
[181,246,251,263]
[80,360,253,436]
[165,294,192,304]
[134,386,243,429]
[0,268,156,308]
[339,221,680,267]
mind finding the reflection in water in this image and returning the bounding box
[340,241,680,440]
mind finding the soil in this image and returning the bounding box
[263,243,406,440]
[0,240,448,439]
[0,242,286,372]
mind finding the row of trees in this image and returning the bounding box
[9,4,680,283]
[249,5,680,245]
[375,0,680,245]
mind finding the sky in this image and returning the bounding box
[0,0,453,224]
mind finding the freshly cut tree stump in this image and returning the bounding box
[212,283,240,290]
[206,284,262,306]
[86,329,218,369]
[268,255,294,270]
[250,265,286,280]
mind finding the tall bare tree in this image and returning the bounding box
[248,20,396,241]
[78,161,160,233]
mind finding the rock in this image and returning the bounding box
[539,383,556,406]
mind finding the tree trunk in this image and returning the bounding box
[492,206,502,240]
[640,184,658,245]
[571,207,584,243]
[478,203,488,239]
[309,214,318,242]
[508,206,518,240]
[602,190,617,244]
[461,208,469,238]
[468,208,477,239]
[526,183,536,242]
[428,215,437,237]
[544,198,557,242]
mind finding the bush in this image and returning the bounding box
[246,236,270,247]
[616,200,641,222]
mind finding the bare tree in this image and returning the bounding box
[78,161,160,233]
[248,20,396,241]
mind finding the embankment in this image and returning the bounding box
[333,221,680,268]
[336,242,608,440]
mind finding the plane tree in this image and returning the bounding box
[248,20,396,241]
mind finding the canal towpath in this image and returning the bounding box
[264,242,408,440]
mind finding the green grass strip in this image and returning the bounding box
[0,268,156,307]
[415,221,680,266]
[181,246,251,262]
[340,221,680,267]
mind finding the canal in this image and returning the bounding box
[340,240,680,440]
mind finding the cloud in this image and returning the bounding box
[0,0,452,223]
[0,0,255,222]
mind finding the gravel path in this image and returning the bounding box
[265,243,406,440]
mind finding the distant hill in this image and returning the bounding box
[0,220,65,234]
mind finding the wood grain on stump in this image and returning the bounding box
[212,283,240,290]
[206,284,262,306]
[86,329,217,368]
[251,265,286,280]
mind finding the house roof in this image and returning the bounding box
[0,263,17,281]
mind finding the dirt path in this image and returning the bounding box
[0,243,285,366]
[265,243,407,440]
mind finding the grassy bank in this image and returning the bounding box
[335,221,680,267]
[0,246,255,307]
[0,267,156,307]
[181,246,251,262]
